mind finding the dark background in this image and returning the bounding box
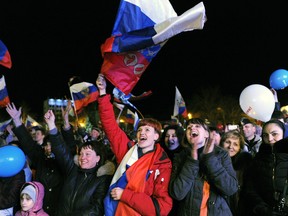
[1,0,288,120]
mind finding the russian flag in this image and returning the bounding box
[69,82,99,113]
[0,40,12,69]
[173,86,188,118]
[25,115,41,128]
[101,0,206,95]
[126,109,134,124]
[0,75,10,107]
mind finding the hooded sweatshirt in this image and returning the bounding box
[15,181,49,216]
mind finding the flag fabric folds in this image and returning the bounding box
[0,75,10,107]
[126,109,135,124]
[113,101,125,123]
[0,40,12,69]
[126,109,140,131]
[25,115,41,128]
[101,0,206,95]
[69,82,99,113]
[133,111,140,131]
[173,86,188,118]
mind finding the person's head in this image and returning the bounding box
[136,118,162,153]
[240,118,256,140]
[42,135,52,156]
[34,127,46,145]
[90,127,101,141]
[209,126,222,146]
[78,141,104,169]
[162,124,184,151]
[261,119,285,146]
[29,127,36,141]
[220,130,245,157]
[20,184,37,212]
[271,110,285,123]
[182,118,210,149]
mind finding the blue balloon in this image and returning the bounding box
[0,145,25,177]
[269,69,288,90]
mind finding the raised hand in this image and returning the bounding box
[61,99,72,129]
[96,74,107,95]
[44,110,56,131]
[203,135,216,154]
[6,103,22,127]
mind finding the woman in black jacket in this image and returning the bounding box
[44,109,113,216]
[243,119,288,215]
[219,129,252,216]
[169,118,238,216]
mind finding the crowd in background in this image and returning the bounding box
[1,77,288,216]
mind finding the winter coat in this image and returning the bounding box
[0,169,25,214]
[229,151,253,216]
[243,138,288,215]
[243,134,262,157]
[98,94,173,216]
[13,124,64,216]
[15,181,48,216]
[48,131,113,216]
[169,146,238,216]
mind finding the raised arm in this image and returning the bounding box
[96,74,131,163]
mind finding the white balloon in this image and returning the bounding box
[239,84,275,122]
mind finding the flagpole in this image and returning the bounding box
[116,108,124,124]
[67,82,79,126]
[135,107,144,119]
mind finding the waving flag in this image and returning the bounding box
[69,82,99,113]
[126,109,135,124]
[0,75,10,107]
[113,101,125,123]
[0,40,12,69]
[173,86,188,118]
[101,0,206,95]
[133,111,140,131]
[25,115,41,128]
[125,109,141,131]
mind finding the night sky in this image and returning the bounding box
[1,0,288,121]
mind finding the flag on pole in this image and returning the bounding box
[173,86,188,118]
[0,75,10,107]
[25,115,41,128]
[126,109,135,124]
[113,101,125,112]
[69,82,99,113]
[113,101,125,123]
[0,40,12,69]
[126,109,140,131]
[101,0,206,95]
[133,111,140,131]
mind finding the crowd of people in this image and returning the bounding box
[1,74,288,215]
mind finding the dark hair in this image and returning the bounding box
[261,119,285,140]
[161,124,184,143]
[137,118,162,141]
[271,110,285,120]
[78,141,106,166]
[35,126,46,135]
[182,118,210,147]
